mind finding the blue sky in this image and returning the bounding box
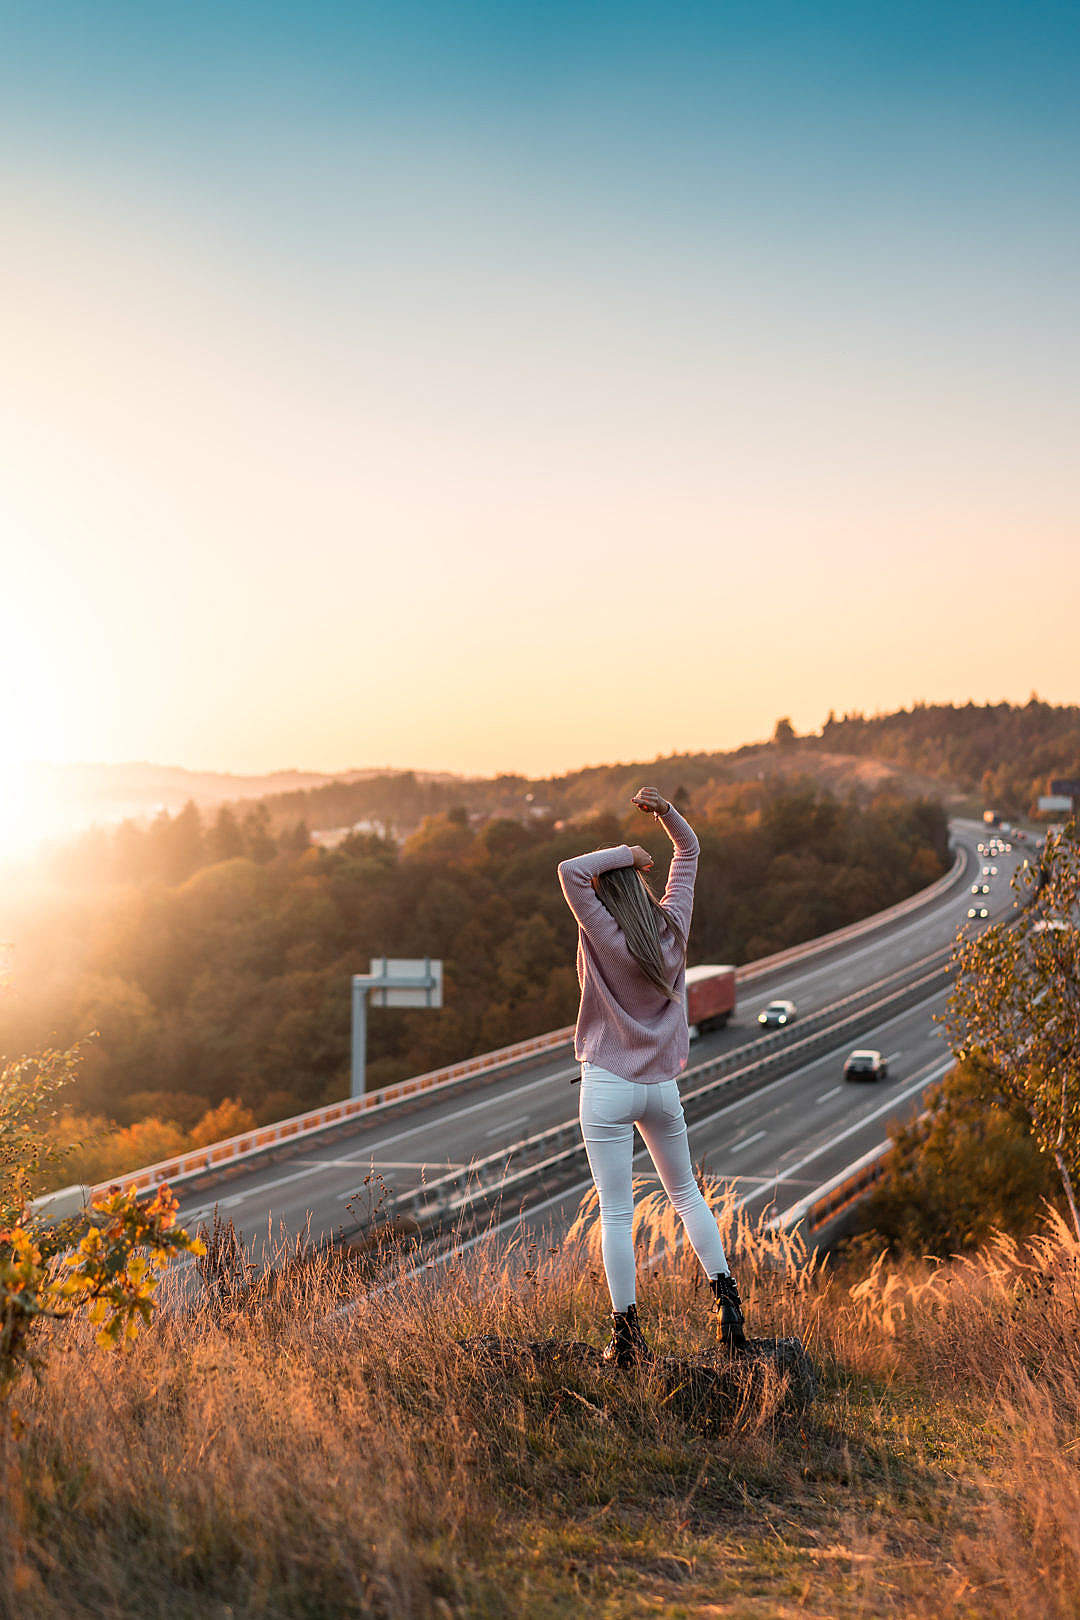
[1,2,1077,784]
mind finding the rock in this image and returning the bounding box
[455,1334,816,1422]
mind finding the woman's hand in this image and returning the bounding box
[629,845,654,870]
[632,786,670,817]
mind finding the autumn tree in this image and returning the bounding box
[945,821,1080,1236]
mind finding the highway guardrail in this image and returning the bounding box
[772,1139,894,1248]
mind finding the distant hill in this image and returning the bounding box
[239,738,955,843]
[810,699,1080,815]
[26,698,1079,851]
[18,760,460,847]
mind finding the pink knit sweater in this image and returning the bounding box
[557,806,700,1084]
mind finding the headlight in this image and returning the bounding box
[778,1014,787,1024]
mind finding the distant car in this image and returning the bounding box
[967,904,989,919]
[970,883,990,895]
[982,865,998,876]
[758,999,797,1027]
[844,1048,888,1083]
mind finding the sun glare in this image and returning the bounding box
[0,603,68,857]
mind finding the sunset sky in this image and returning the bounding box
[2,2,1078,783]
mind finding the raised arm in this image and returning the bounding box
[632,787,700,940]
[557,844,635,934]
[656,805,700,939]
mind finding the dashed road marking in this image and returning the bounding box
[728,1129,767,1154]
[485,1116,528,1137]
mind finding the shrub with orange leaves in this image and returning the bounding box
[0,1043,203,1400]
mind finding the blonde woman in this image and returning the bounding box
[558,786,745,1365]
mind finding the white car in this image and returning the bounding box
[758,998,797,1028]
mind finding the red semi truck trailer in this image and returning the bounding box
[684,963,736,1036]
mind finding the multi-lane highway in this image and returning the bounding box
[175,819,1027,1256]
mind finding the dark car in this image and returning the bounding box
[967,904,989,919]
[844,1049,888,1083]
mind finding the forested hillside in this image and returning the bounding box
[812,698,1080,813]
[1,785,947,1184]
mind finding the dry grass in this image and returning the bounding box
[3,1185,1080,1618]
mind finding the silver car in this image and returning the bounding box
[758,998,797,1028]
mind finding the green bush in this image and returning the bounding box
[851,1056,1059,1256]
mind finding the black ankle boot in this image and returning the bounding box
[602,1302,652,1368]
[711,1272,747,1351]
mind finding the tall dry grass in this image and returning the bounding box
[3,1182,1080,1617]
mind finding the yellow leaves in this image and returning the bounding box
[2,1177,205,1393]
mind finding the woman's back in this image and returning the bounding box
[557,802,700,1084]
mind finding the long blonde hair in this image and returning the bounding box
[595,865,686,1001]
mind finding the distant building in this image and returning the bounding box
[311,817,395,849]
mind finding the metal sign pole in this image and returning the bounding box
[348,956,444,1100]
[350,975,367,1099]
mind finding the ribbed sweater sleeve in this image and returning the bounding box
[557,843,635,939]
[657,805,700,939]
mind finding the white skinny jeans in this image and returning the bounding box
[578,1063,729,1311]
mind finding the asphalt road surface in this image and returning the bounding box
[176,819,1027,1252]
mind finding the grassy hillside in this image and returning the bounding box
[5,1184,1079,1618]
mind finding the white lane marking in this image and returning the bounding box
[885,1051,902,1062]
[816,1085,843,1102]
[689,984,948,1134]
[176,1067,575,1215]
[761,1056,953,1190]
[485,1116,528,1137]
[316,1068,572,1156]
[301,1159,467,1171]
[774,864,972,992]
[728,1129,767,1154]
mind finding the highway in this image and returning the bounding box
[175,819,1026,1257]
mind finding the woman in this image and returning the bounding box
[558,786,746,1366]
